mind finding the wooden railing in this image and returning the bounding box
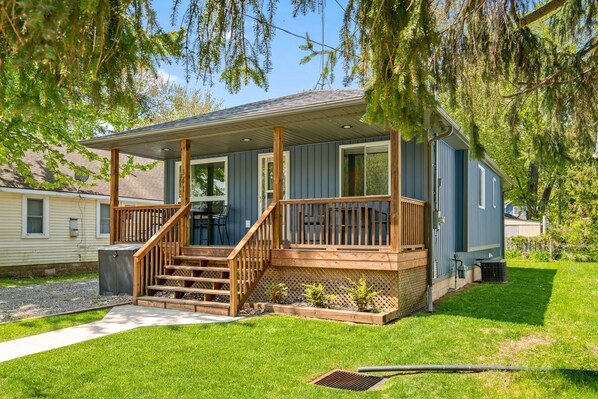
[227,202,276,316]
[132,203,191,300]
[401,197,426,249]
[280,196,392,249]
[114,204,181,243]
[280,196,426,250]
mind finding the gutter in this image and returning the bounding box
[434,107,513,188]
[0,186,163,203]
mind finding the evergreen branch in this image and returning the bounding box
[503,37,598,99]
[519,0,568,28]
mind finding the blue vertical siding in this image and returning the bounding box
[434,140,457,278]
[454,150,465,252]
[467,159,503,250]
[164,135,426,244]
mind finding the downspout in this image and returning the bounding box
[426,125,454,312]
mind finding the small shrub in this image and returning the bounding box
[560,251,596,263]
[302,283,336,308]
[529,251,550,262]
[505,249,522,259]
[265,283,288,303]
[341,277,379,312]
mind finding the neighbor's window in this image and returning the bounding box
[23,197,48,237]
[340,142,389,197]
[176,157,227,206]
[478,165,486,209]
[98,203,111,236]
[493,177,497,208]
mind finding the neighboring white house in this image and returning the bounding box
[0,150,163,277]
[504,201,543,237]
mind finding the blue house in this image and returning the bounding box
[83,90,509,320]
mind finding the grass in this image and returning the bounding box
[0,273,97,288]
[0,310,109,343]
[0,260,596,398]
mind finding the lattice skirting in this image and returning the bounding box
[397,265,427,317]
[249,265,427,313]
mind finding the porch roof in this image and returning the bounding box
[82,89,511,185]
[82,90,385,160]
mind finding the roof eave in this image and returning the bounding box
[82,96,366,149]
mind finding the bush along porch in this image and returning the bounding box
[83,90,509,323]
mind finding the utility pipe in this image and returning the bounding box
[358,364,598,375]
[426,124,454,312]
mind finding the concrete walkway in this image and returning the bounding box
[0,305,240,363]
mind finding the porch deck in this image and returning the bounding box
[114,195,427,319]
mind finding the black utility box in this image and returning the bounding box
[480,259,508,283]
[98,244,142,295]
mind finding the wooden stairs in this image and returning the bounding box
[136,246,234,316]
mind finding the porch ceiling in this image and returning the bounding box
[84,98,387,160]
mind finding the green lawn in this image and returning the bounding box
[0,260,596,398]
[0,310,110,343]
[0,273,97,288]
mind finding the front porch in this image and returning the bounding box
[93,91,431,320]
[108,151,427,319]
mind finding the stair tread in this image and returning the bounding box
[156,275,229,284]
[147,285,231,296]
[165,265,229,272]
[137,296,229,308]
[173,255,228,262]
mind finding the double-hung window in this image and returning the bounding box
[340,142,390,197]
[22,197,49,237]
[492,177,497,208]
[478,165,486,209]
[97,202,111,237]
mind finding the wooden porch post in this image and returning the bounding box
[109,149,119,245]
[390,130,402,251]
[180,139,191,246]
[273,127,284,248]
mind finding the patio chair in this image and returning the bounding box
[211,205,230,245]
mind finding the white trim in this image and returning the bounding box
[258,151,290,214]
[0,186,161,203]
[22,195,50,238]
[174,156,228,204]
[96,201,111,238]
[478,165,486,210]
[338,141,391,197]
[492,177,497,208]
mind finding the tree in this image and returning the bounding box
[134,71,222,127]
[1,0,596,181]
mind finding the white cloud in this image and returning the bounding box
[157,68,182,84]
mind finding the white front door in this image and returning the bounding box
[258,152,290,213]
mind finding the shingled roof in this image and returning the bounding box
[100,89,365,138]
[0,149,163,201]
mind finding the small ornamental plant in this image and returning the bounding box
[302,283,336,308]
[341,277,378,312]
[265,283,288,303]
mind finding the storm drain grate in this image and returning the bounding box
[311,369,386,391]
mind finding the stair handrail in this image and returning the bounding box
[133,202,192,301]
[227,201,277,315]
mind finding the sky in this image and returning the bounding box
[152,1,356,108]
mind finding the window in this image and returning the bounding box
[478,165,486,209]
[175,157,228,205]
[97,202,111,237]
[340,142,390,197]
[492,177,497,208]
[22,196,49,237]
